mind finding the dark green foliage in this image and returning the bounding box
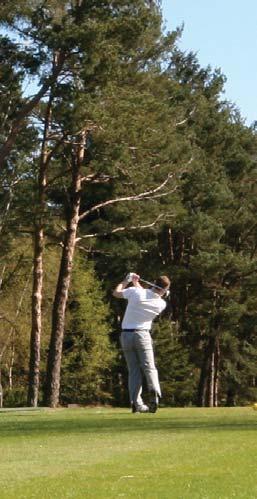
[61,259,115,404]
[153,319,196,406]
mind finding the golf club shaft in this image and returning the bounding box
[139,278,163,291]
[126,273,169,296]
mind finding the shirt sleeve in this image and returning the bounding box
[160,300,167,313]
[122,287,136,300]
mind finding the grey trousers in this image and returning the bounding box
[120,329,161,406]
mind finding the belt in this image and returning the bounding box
[122,329,150,332]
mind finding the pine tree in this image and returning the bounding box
[153,319,196,406]
[61,258,114,404]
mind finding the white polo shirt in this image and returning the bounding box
[121,287,166,330]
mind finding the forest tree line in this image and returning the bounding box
[1,0,257,409]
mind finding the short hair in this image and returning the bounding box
[155,275,171,290]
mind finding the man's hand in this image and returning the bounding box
[113,272,141,298]
[125,272,140,284]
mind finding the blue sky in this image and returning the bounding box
[161,0,257,125]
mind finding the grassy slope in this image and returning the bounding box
[0,407,256,498]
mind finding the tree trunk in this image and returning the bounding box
[8,342,15,390]
[197,336,219,407]
[197,346,209,407]
[213,337,220,407]
[27,227,44,406]
[27,89,53,407]
[0,369,3,408]
[208,349,215,407]
[44,135,85,407]
[200,336,220,408]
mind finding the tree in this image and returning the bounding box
[0,238,32,406]
[61,258,114,404]
[3,1,183,408]
[2,2,257,411]
[153,318,196,406]
[36,1,186,407]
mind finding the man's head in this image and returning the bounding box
[153,275,171,296]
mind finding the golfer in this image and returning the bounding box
[113,272,170,413]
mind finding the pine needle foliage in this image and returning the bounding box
[61,257,115,404]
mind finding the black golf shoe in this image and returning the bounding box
[149,392,159,413]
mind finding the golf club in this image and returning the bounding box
[126,273,170,297]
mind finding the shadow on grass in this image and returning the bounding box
[0,409,257,437]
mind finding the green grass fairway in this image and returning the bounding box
[0,407,256,498]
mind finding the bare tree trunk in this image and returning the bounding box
[197,355,209,407]
[0,369,3,408]
[27,227,44,406]
[44,134,85,408]
[202,336,220,408]
[208,349,215,407]
[0,191,13,235]
[0,265,6,291]
[197,337,216,407]
[0,272,3,406]
[27,89,53,407]
[8,342,15,390]
[213,337,220,407]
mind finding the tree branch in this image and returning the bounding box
[0,51,67,171]
[76,213,172,241]
[175,108,196,127]
[79,173,175,221]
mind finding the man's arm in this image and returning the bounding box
[112,277,130,299]
[112,273,141,298]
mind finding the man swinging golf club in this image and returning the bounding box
[113,272,171,413]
